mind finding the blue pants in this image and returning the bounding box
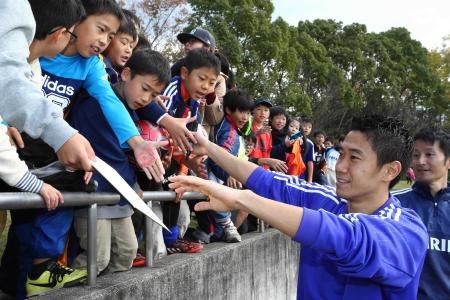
[2,208,73,299]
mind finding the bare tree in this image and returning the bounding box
[124,0,190,61]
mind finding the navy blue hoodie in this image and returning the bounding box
[394,182,450,300]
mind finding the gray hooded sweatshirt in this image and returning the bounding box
[0,0,77,151]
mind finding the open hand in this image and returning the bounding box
[134,140,169,182]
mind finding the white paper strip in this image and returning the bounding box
[90,157,169,231]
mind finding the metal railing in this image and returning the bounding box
[0,191,265,286]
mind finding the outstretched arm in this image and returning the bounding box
[169,175,303,237]
[190,132,259,184]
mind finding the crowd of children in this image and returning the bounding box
[0,0,344,298]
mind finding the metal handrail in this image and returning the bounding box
[0,191,265,287]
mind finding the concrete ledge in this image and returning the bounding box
[36,229,299,300]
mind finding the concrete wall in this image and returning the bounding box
[37,229,300,300]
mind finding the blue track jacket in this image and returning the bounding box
[246,167,428,300]
[394,182,450,300]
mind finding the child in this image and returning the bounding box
[249,99,272,167]
[159,48,220,253]
[68,49,171,274]
[312,130,327,185]
[0,1,89,298]
[285,119,307,177]
[39,0,165,180]
[300,117,315,182]
[208,89,254,242]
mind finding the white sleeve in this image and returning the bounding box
[0,116,43,192]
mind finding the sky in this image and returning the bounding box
[272,0,450,50]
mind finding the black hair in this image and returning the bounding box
[214,51,230,77]
[270,106,288,120]
[414,127,450,159]
[350,114,413,189]
[80,0,123,21]
[184,48,221,76]
[117,9,138,40]
[125,49,171,85]
[29,0,86,40]
[301,117,313,125]
[223,89,253,113]
[313,130,326,138]
[324,136,334,144]
[134,33,151,52]
[122,9,141,30]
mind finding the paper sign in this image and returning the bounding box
[90,157,169,231]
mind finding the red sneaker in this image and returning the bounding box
[166,239,203,254]
[132,253,146,267]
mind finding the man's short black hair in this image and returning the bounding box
[223,89,253,113]
[270,106,288,120]
[414,127,450,159]
[125,49,171,85]
[350,114,413,189]
[117,9,138,40]
[80,0,123,21]
[29,0,86,40]
[184,48,220,76]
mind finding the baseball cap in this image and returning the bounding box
[254,99,273,108]
[177,28,216,50]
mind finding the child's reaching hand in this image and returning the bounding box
[39,183,64,211]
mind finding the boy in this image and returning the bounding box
[207,89,254,242]
[0,1,89,298]
[170,113,428,299]
[159,48,220,253]
[39,0,165,180]
[312,130,327,185]
[0,0,94,173]
[394,127,449,299]
[300,117,315,182]
[68,49,170,274]
[249,99,272,168]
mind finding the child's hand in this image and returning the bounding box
[7,127,24,148]
[226,176,243,189]
[39,183,64,211]
[83,171,93,185]
[134,140,168,182]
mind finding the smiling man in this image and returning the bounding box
[393,127,449,300]
[169,113,428,300]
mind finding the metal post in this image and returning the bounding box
[87,203,97,285]
[145,201,154,268]
[258,219,265,233]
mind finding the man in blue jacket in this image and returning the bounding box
[393,127,449,300]
[170,114,428,300]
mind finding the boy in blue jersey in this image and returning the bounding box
[394,127,449,299]
[170,114,428,300]
[207,89,253,243]
[68,49,170,275]
[159,48,221,254]
[39,0,165,180]
[0,1,91,299]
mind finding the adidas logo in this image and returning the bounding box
[42,74,75,96]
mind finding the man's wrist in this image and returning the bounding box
[236,189,257,213]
